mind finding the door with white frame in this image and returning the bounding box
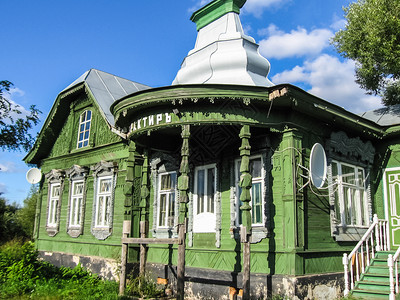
[383,167,400,248]
[193,164,217,233]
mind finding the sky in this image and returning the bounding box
[0,0,383,206]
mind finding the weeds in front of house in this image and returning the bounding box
[0,239,125,299]
[125,273,166,299]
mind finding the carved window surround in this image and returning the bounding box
[150,152,179,239]
[230,151,270,243]
[66,165,89,238]
[91,161,118,240]
[45,169,65,237]
[327,131,375,241]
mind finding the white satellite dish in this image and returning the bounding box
[26,168,42,184]
[309,143,327,189]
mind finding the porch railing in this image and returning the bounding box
[343,214,389,296]
[388,245,400,300]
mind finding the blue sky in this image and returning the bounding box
[0,0,382,205]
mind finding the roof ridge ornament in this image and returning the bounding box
[172,0,273,87]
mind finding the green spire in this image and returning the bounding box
[190,0,246,31]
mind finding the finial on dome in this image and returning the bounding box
[172,0,273,87]
[191,0,247,31]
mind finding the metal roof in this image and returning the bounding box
[359,104,400,126]
[62,69,151,126]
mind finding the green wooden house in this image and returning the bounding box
[24,0,400,299]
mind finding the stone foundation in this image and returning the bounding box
[38,251,119,281]
[146,263,344,300]
[37,252,344,299]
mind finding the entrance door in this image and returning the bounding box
[383,168,400,248]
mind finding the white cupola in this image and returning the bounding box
[172,0,273,87]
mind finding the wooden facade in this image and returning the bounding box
[23,1,400,298]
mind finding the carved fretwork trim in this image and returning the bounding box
[90,161,118,240]
[44,169,65,237]
[230,152,269,243]
[66,165,89,238]
[150,152,179,239]
[91,160,118,177]
[327,131,374,240]
[326,131,375,164]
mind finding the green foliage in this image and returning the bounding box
[0,80,41,151]
[332,0,400,106]
[125,273,165,299]
[0,240,124,299]
[16,185,40,238]
[0,198,26,244]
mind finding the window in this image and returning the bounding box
[236,156,264,226]
[95,176,113,228]
[332,160,368,227]
[69,180,84,227]
[77,110,92,148]
[193,164,217,233]
[48,183,61,227]
[45,169,65,237]
[157,172,177,228]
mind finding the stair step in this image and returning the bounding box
[366,265,390,275]
[361,273,391,283]
[371,258,389,266]
[351,288,389,299]
[356,281,390,292]
[375,251,396,259]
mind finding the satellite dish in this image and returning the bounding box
[309,143,327,189]
[26,168,42,184]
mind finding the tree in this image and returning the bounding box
[0,198,24,244]
[0,80,40,151]
[16,186,39,239]
[332,0,400,106]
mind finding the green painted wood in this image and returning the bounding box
[190,0,246,31]
[33,92,131,260]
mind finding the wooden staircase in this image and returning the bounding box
[351,251,396,299]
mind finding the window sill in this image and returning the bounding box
[91,227,112,240]
[333,225,369,242]
[71,146,92,154]
[67,226,83,238]
[153,228,178,239]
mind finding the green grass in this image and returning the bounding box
[0,240,128,300]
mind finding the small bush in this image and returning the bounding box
[0,240,122,299]
[125,273,165,299]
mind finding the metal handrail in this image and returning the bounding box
[343,214,389,296]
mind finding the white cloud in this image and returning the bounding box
[243,0,288,17]
[330,18,346,31]
[0,161,17,173]
[259,25,333,59]
[189,0,212,13]
[1,87,30,124]
[189,0,287,17]
[272,54,382,113]
[0,183,8,195]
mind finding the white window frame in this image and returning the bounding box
[332,160,368,228]
[193,163,217,233]
[235,155,265,227]
[94,175,113,228]
[77,110,92,148]
[157,172,177,229]
[48,183,61,227]
[69,180,84,227]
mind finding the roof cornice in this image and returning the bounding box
[190,0,246,31]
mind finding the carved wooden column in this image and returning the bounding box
[120,140,136,295]
[139,150,150,275]
[177,125,190,300]
[239,125,252,300]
